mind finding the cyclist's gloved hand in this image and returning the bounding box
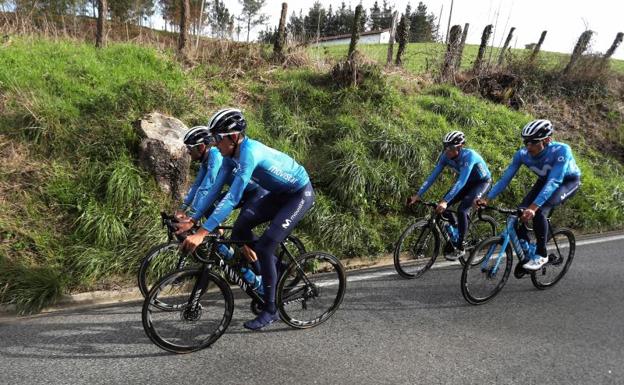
[180,228,209,254]
[435,200,447,214]
[520,204,538,223]
[174,210,188,220]
[406,195,421,207]
[175,219,195,235]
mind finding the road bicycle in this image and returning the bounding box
[137,212,306,299]
[460,206,575,305]
[394,201,497,279]
[141,229,346,353]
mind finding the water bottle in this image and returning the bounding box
[445,224,459,245]
[217,244,235,261]
[240,267,264,295]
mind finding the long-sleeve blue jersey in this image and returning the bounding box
[417,148,491,202]
[201,138,310,232]
[487,141,581,207]
[181,146,222,211]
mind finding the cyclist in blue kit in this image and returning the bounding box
[174,126,223,220]
[477,119,581,271]
[174,125,269,279]
[180,108,315,330]
[407,131,492,260]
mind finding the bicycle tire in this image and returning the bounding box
[461,236,513,305]
[278,235,307,260]
[460,214,497,266]
[277,252,346,329]
[531,228,575,290]
[393,219,440,279]
[138,242,188,299]
[142,268,233,354]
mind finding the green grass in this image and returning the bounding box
[315,42,624,75]
[1,37,623,312]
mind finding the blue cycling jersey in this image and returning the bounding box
[487,141,581,207]
[189,156,261,222]
[202,137,310,231]
[417,148,491,202]
[181,146,222,211]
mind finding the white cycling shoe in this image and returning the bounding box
[522,255,548,271]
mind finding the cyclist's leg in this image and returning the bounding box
[456,179,491,246]
[533,177,580,258]
[517,178,546,242]
[231,188,272,274]
[245,183,315,329]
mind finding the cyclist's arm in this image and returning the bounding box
[487,151,522,200]
[180,161,207,211]
[202,154,255,232]
[188,149,223,218]
[533,146,570,207]
[417,155,446,197]
[443,157,477,202]
[188,164,230,222]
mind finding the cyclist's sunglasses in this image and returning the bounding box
[443,144,459,151]
[523,138,543,146]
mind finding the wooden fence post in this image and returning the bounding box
[455,22,469,69]
[497,27,515,65]
[529,30,547,63]
[274,2,288,60]
[473,24,493,72]
[441,25,462,80]
[564,30,594,75]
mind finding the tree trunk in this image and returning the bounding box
[195,0,206,49]
[395,14,410,66]
[441,25,462,80]
[274,2,287,60]
[348,5,363,59]
[247,16,251,42]
[95,0,107,49]
[498,27,515,65]
[602,32,624,67]
[385,11,398,65]
[473,24,493,72]
[529,30,547,63]
[455,23,469,69]
[178,0,190,55]
[563,30,594,75]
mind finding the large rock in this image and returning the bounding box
[134,112,191,201]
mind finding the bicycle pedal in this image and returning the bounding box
[513,264,527,279]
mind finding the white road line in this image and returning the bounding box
[345,233,624,283]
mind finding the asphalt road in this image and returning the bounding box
[1,235,623,385]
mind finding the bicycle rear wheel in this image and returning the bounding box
[142,269,233,353]
[461,236,512,305]
[277,252,346,329]
[531,228,575,289]
[393,220,440,279]
[461,214,497,266]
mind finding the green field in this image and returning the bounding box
[313,42,624,74]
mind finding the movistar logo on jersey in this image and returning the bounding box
[529,164,553,177]
[268,165,297,184]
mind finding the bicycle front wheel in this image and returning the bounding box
[393,220,440,279]
[461,236,512,305]
[138,242,192,299]
[142,269,233,354]
[277,252,346,329]
[531,228,575,289]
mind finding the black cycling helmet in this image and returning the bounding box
[183,126,212,146]
[442,131,466,147]
[521,119,553,141]
[208,108,247,136]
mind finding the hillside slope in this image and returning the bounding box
[1,37,623,313]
